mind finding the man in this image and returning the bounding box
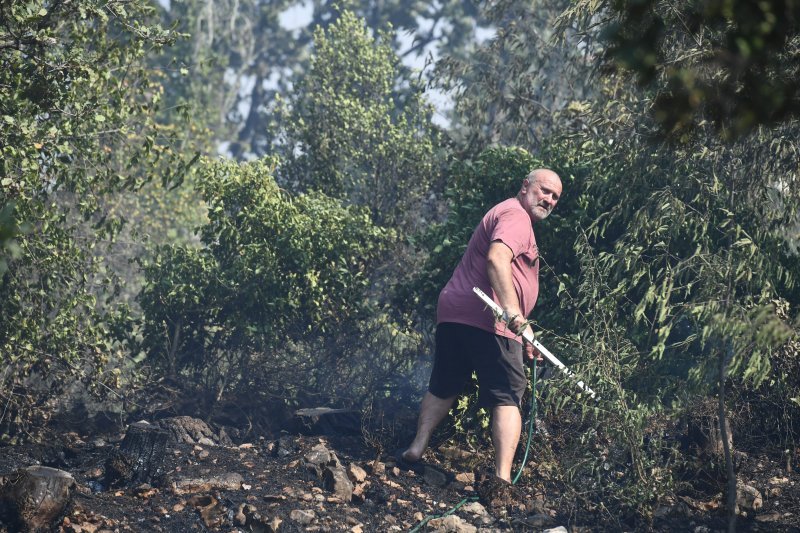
[400,168,562,484]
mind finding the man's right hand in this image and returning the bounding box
[506,314,542,363]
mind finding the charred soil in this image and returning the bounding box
[0,417,799,532]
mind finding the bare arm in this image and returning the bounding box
[486,241,536,360]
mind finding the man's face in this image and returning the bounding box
[521,171,562,223]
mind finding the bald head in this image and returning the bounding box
[518,168,562,223]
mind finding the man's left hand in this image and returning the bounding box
[522,328,544,363]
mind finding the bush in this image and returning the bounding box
[137,157,397,415]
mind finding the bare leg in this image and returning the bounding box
[403,392,457,462]
[492,405,522,482]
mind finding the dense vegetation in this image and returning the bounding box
[1,0,798,529]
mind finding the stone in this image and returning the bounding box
[755,511,783,522]
[276,435,296,458]
[427,515,477,533]
[289,509,316,525]
[304,443,342,478]
[736,483,763,512]
[0,466,75,532]
[521,514,556,528]
[347,463,367,483]
[305,443,338,466]
[543,528,569,533]
[368,461,386,476]
[423,466,449,488]
[438,446,475,460]
[323,466,354,502]
[455,472,475,484]
[171,472,244,494]
[461,501,488,515]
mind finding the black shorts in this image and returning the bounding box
[428,322,527,408]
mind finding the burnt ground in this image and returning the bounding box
[0,417,799,533]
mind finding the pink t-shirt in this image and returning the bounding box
[436,197,539,340]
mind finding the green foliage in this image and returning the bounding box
[137,157,396,406]
[436,0,598,153]
[529,92,800,525]
[427,0,800,522]
[279,10,440,228]
[153,0,487,158]
[0,0,190,439]
[154,0,299,157]
[564,0,800,136]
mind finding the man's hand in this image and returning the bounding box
[508,315,543,363]
[524,337,544,364]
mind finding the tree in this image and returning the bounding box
[278,9,440,229]
[434,0,599,154]
[0,0,190,440]
[567,0,800,137]
[137,157,396,415]
[554,1,800,527]
[154,0,488,158]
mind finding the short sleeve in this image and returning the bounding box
[488,205,532,258]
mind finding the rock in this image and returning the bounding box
[187,494,225,528]
[736,483,763,512]
[276,435,296,458]
[323,466,354,502]
[172,472,244,494]
[0,466,75,532]
[86,467,103,479]
[347,463,367,484]
[290,509,316,525]
[303,443,345,481]
[234,503,247,526]
[438,446,475,461]
[423,466,449,488]
[269,516,283,532]
[517,513,555,528]
[461,501,488,515]
[368,461,386,476]
[543,527,569,533]
[455,472,475,484]
[755,511,783,522]
[427,514,477,532]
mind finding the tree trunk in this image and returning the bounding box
[0,465,75,532]
[104,421,170,487]
[719,349,737,533]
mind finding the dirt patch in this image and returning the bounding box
[0,422,798,532]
